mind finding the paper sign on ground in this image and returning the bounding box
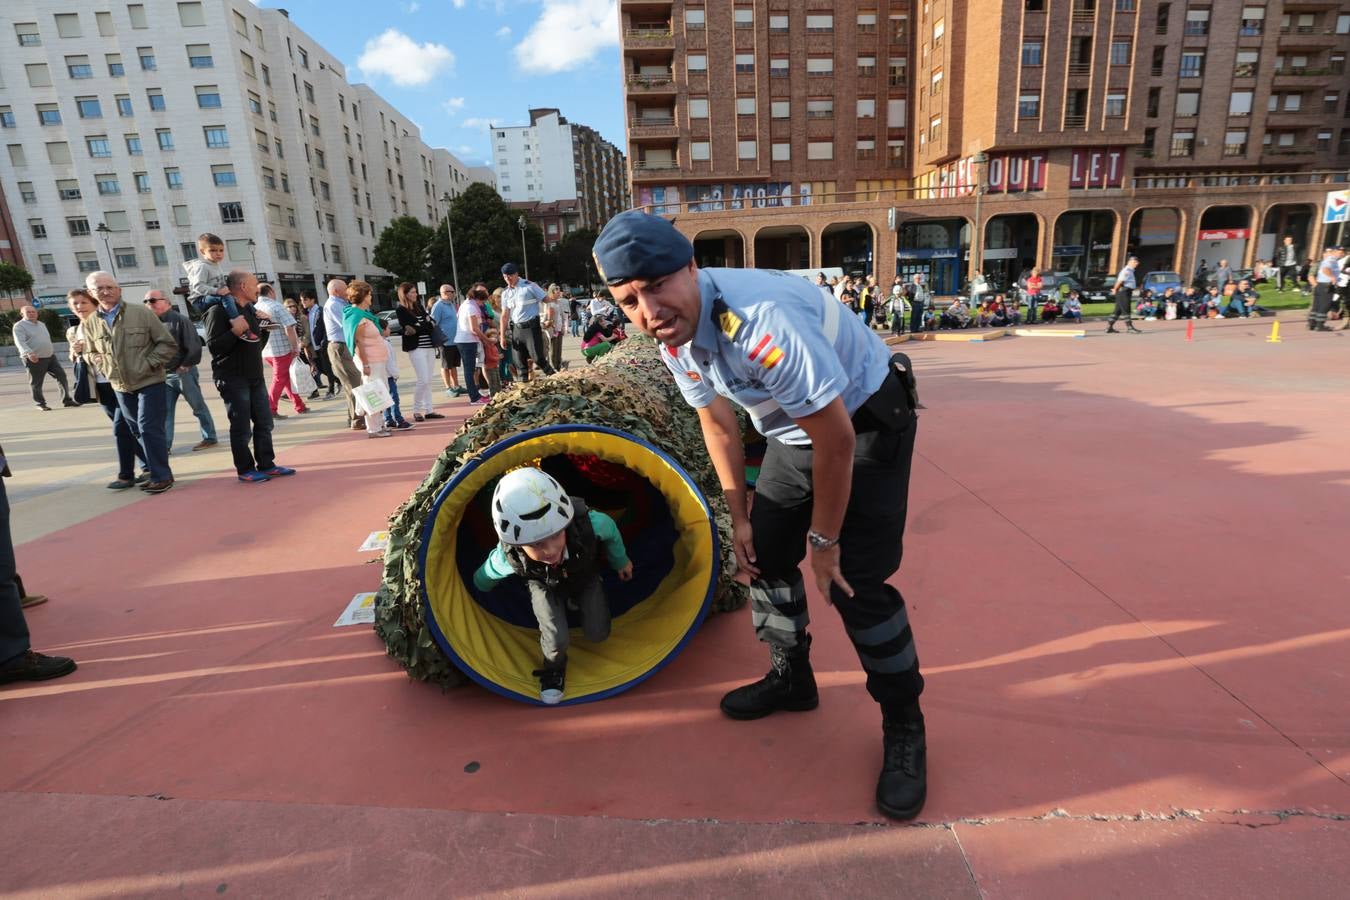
[334,592,377,627]
[358,531,390,552]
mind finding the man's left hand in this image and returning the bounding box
[617,562,634,582]
[810,545,853,604]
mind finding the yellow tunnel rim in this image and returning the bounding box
[416,424,720,706]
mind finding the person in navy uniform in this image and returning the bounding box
[593,210,929,821]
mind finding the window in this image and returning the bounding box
[143,209,159,230]
[39,254,57,275]
[219,202,245,223]
[107,54,124,77]
[887,98,907,126]
[139,48,156,71]
[1106,92,1127,117]
[1283,93,1302,112]
[690,141,710,160]
[688,55,707,72]
[147,90,166,111]
[96,174,120,195]
[195,87,222,110]
[165,168,182,189]
[134,172,150,193]
[1317,130,1333,151]
[1240,6,1265,36]
[1026,0,1045,9]
[77,252,100,273]
[87,136,112,158]
[261,167,276,189]
[46,142,70,164]
[735,54,755,73]
[37,104,62,126]
[331,245,342,265]
[857,98,876,118]
[807,58,834,75]
[769,14,788,33]
[19,182,36,203]
[66,55,93,79]
[116,95,133,117]
[689,98,709,118]
[30,219,47,239]
[1116,0,1136,10]
[931,70,944,96]
[1022,41,1043,66]
[309,116,321,137]
[771,100,791,118]
[55,13,81,38]
[104,211,129,231]
[26,64,52,88]
[247,93,262,116]
[1224,129,1248,156]
[173,206,190,227]
[68,217,91,237]
[808,141,834,160]
[807,99,834,118]
[1176,91,1200,116]
[1325,92,1340,113]
[858,55,877,75]
[298,47,309,69]
[858,12,878,33]
[275,240,289,260]
[0,108,12,129]
[177,2,205,27]
[114,248,137,269]
[890,13,908,41]
[929,116,943,143]
[261,64,270,86]
[57,179,81,200]
[187,44,213,68]
[772,142,791,161]
[771,58,789,78]
[233,10,248,37]
[293,243,303,262]
[1170,129,1195,156]
[204,126,228,148]
[179,242,196,261]
[1110,41,1131,65]
[686,9,705,29]
[151,245,169,267]
[1018,93,1041,117]
[8,145,27,167]
[806,14,833,33]
[15,23,41,46]
[1180,52,1204,77]
[315,149,326,169]
[320,182,331,201]
[1184,8,1209,36]
[857,138,876,159]
[738,140,757,159]
[304,82,315,103]
[933,18,945,48]
[736,97,756,116]
[1235,50,1259,78]
[125,134,142,155]
[157,128,174,150]
[888,57,906,86]
[1230,91,1253,116]
[128,5,147,28]
[735,9,754,29]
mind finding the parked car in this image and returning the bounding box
[1017,271,1067,297]
[1052,273,1110,302]
[1142,271,1185,297]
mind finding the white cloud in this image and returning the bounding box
[515,0,618,73]
[356,29,453,87]
[461,117,495,132]
[403,1,420,12]
[495,25,512,39]
[452,0,467,7]
[442,96,466,115]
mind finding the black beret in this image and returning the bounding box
[501,262,519,275]
[592,211,693,286]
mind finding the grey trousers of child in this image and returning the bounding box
[531,576,611,670]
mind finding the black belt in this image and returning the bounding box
[512,317,540,328]
[851,353,919,434]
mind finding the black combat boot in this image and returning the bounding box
[1105,322,1118,333]
[876,702,927,820]
[1127,322,1143,333]
[720,635,819,720]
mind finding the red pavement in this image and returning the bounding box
[3,316,1349,897]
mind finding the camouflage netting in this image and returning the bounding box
[375,337,750,689]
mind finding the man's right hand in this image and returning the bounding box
[731,516,759,580]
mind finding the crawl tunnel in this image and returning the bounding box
[417,424,719,706]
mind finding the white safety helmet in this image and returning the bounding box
[492,467,574,546]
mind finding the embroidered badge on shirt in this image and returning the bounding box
[748,334,784,370]
[712,297,743,340]
[685,370,702,382]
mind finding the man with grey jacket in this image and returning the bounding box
[11,306,75,411]
[145,290,217,454]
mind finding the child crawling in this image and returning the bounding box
[473,467,634,704]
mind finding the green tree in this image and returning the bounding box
[0,261,35,300]
[432,184,549,289]
[372,216,436,283]
[549,227,599,290]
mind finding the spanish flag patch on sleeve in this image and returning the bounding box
[748,334,785,370]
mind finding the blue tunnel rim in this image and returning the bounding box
[415,423,721,707]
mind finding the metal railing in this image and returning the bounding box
[626,72,675,88]
[1068,63,1092,75]
[1064,114,1088,128]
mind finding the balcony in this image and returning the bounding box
[628,116,677,138]
[626,72,677,93]
[632,159,681,179]
[1068,62,1092,76]
[624,27,674,49]
[1064,114,1088,129]
[1072,5,1097,22]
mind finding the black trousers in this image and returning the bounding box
[1309,283,1334,327]
[0,478,30,667]
[310,344,334,389]
[748,411,923,710]
[1108,288,1133,324]
[215,374,275,475]
[510,319,556,377]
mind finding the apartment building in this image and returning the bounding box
[492,108,629,231]
[0,0,488,307]
[618,0,1349,293]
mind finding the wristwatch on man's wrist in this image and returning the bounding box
[808,530,840,551]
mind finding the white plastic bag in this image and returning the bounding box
[290,355,317,395]
[353,376,393,416]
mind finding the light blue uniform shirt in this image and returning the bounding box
[1114,266,1137,291]
[503,280,546,324]
[1315,254,1339,284]
[661,268,890,446]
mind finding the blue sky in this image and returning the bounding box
[255,0,626,167]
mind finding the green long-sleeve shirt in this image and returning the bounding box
[473,509,630,592]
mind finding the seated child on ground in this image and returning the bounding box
[183,232,260,343]
[473,467,634,704]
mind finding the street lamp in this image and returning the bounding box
[247,238,258,277]
[95,223,116,276]
[517,215,529,280]
[439,191,460,294]
[970,151,990,281]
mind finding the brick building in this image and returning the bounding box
[619,0,1350,294]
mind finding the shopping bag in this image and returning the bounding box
[290,356,317,395]
[353,377,394,415]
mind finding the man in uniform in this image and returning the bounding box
[593,211,929,821]
[1308,245,1344,332]
[499,263,556,380]
[1106,255,1142,333]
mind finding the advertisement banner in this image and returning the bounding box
[1197,229,1249,241]
[1068,148,1127,190]
[985,152,1048,194]
[1325,190,1348,224]
[684,183,814,213]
